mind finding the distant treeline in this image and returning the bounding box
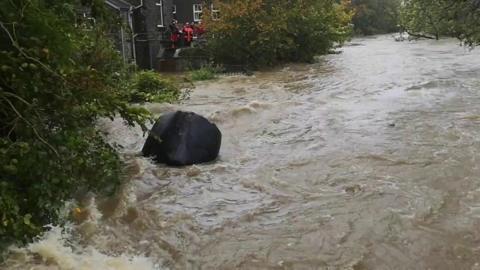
[350,0,480,43]
[350,0,402,35]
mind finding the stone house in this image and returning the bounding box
[105,0,215,69]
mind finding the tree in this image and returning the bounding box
[203,0,354,67]
[400,0,450,40]
[0,0,150,248]
[401,0,480,43]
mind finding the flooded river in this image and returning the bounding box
[4,35,480,269]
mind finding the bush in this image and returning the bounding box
[0,0,150,249]
[188,65,220,81]
[203,0,353,67]
[128,71,179,103]
[0,131,122,249]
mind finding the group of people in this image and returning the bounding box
[169,20,205,49]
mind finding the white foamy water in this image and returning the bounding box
[2,199,160,270]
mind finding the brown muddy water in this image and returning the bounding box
[4,35,480,270]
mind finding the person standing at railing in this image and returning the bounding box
[169,19,180,49]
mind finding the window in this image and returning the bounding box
[211,4,220,20]
[155,0,164,27]
[193,4,202,22]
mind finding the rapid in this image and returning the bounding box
[3,35,480,269]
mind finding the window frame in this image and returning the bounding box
[155,0,164,27]
[211,3,220,20]
[193,4,202,22]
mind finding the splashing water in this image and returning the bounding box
[3,200,160,270]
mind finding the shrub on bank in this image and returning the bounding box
[203,0,354,67]
[129,71,180,103]
[188,65,221,81]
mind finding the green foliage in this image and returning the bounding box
[188,65,220,81]
[351,0,401,35]
[203,0,354,67]
[0,131,122,247]
[0,0,151,249]
[400,0,480,43]
[400,0,450,40]
[128,71,180,103]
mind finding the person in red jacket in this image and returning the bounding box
[183,23,194,47]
